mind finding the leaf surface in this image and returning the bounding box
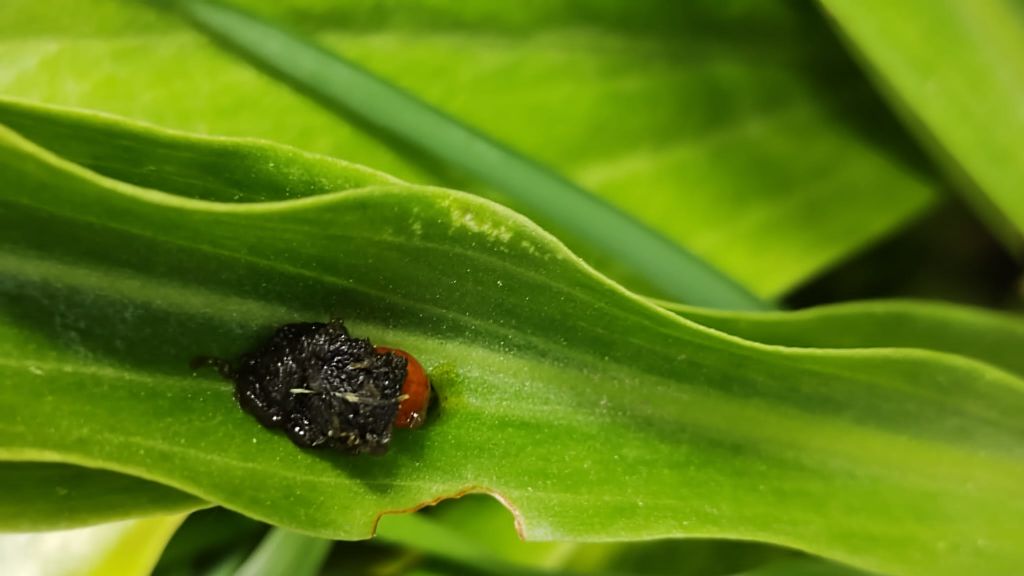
[0,515,186,576]
[0,0,940,297]
[820,0,1024,246]
[0,462,202,532]
[667,299,1024,378]
[1,109,1023,576]
[170,0,765,310]
[234,528,332,576]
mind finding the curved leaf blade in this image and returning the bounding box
[0,122,1023,576]
[0,462,203,532]
[820,0,1024,246]
[1,0,940,298]
[234,528,331,576]
[665,299,1024,378]
[161,0,764,310]
[0,96,399,203]
[0,515,187,576]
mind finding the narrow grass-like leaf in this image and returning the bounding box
[0,462,203,532]
[162,0,765,310]
[154,508,264,572]
[200,549,248,576]
[1,116,1023,575]
[376,513,496,572]
[0,515,187,576]
[664,299,1024,378]
[234,528,332,576]
[0,97,398,203]
[820,0,1024,247]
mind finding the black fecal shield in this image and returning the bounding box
[232,320,408,455]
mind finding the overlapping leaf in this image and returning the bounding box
[0,0,940,297]
[667,299,1024,377]
[821,0,1024,247]
[0,515,186,576]
[1,104,1023,576]
[0,462,201,532]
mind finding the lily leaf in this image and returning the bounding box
[0,0,940,298]
[234,528,332,576]
[0,96,400,203]
[819,0,1024,247]
[0,515,187,576]
[0,462,202,532]
[164,0,764,310]
[6,100,1016,373]
[666,299,1024,378]
[1,110,1023,576]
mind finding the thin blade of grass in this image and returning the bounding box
[233,528,332,576]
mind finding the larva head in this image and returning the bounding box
[375,346,431,429]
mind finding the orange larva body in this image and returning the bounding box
[376,346,431,429]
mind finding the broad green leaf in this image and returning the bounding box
[665,299,1024,378]
[0,462,203,532]
[819,0,1024,247]
[1,112,1023,576]
[165,0,764,311]
[6,102,1016,376]
[0,91,759,311]
[0,0,940,298]
[0,515,186,576]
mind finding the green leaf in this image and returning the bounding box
[393,495,568,571]
[0,0,940,298]
[0,96,400,203]
[0,515,187,576]
[0,462,203,532]
[199,550,248,576]
[163,0,763,311]
[1,106,1023,576]
[388,495,795,576]
[665,299,1024,378]
[234,528,331,576]
[155,508,264,572]
[819,0,1024,247]
[736,558,870,576]
[377,513,528,576]
[6,102,1015,374]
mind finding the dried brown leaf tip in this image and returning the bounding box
[194,320,430,455]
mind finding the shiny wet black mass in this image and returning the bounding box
[211,320,408,455]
